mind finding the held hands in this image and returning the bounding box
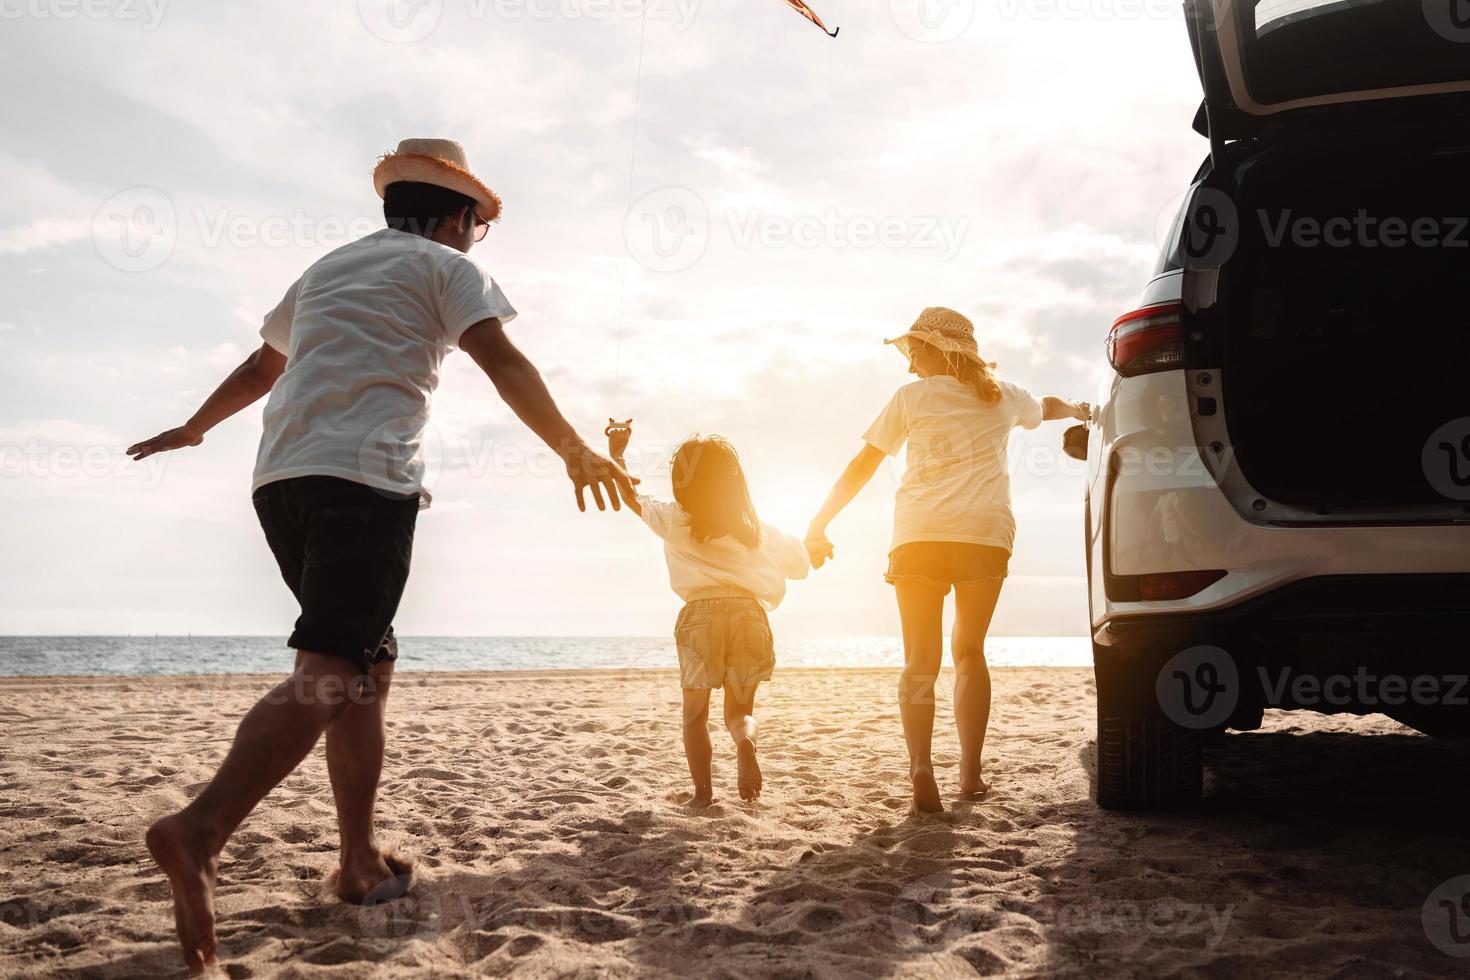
[1074,401,1092,422]
[804,529,835,570]
[126,423,204,461]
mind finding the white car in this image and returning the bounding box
[1074,0,1470,809]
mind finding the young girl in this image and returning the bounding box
[804,308,1089,814]
[607,424,818,805]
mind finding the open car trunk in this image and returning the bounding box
[1186,0,1470,141]
[1216,130,1470,511]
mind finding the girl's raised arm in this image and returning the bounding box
[605,418,643,516]
[805,443,886,567]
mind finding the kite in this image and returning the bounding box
[782,0,839,36]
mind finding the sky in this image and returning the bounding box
[0,0,1209,637]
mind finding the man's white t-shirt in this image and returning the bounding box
[863,376,1044,554]
[252,228,517,506]
[638,496,810,610]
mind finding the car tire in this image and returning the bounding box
[1094,643,1205,810]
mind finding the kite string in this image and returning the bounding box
[611,0,648,407]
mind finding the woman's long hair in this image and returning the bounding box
[914,339,1002,405]
[671,435,762,549]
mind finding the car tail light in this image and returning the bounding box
[1107,302,1183,377]
[1136,569,1226,601]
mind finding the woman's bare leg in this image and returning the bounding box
[681,689,714,805]
[723,682,762,800]
[896,580,947,813]
[953,580,1003,796]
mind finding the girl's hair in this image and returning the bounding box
[671,435,762,549]
[914,339,1002,405]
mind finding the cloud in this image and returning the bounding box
[0,218,90,255]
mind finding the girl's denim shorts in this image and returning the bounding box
[674,594,775,690]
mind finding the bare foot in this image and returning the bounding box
[959,776,992,799]
[691,785,714,807]
[910,767,944,814]
[959,753,991,798]
[736,738,763,801]
[333,849,415,906]
[146,813,219,975]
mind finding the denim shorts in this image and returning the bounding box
[885,541,1010,595]
[252,476,419,673]
[673,594,775,690]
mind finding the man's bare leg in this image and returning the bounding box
[895,581,946,814]
[953,580,1003,797]
[325,656,411,903]
[681,689,714,805]
[723,682,762,801]
[146,651,360,974]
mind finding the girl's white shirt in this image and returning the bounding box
[638,497,810,610]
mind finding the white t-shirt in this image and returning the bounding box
[252,228,517,506]
[638,496,810,610]
[863,376,1044,554]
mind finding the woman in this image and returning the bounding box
[806,307,1089,813]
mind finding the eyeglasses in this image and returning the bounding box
[473,214,490,242]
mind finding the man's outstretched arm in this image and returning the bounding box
[458,318,636,513]
[127,343,287,460]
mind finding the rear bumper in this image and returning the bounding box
[1095,573,1470,652]
[1095,574,1470,730]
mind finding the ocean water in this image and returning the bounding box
[0,635,1091,677]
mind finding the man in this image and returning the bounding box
[126,138,634,974]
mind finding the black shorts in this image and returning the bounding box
[252,476,419,673]
[885,541,1010,595]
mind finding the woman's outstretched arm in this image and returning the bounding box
[805,443,886,566]
[1041,396,1091,422]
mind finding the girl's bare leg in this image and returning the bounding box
[681,689,714,805]
[723,682,762,800]
[953,580,1003,796]
[895,581,947,813]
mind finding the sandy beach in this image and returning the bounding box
[2,666,1467,978]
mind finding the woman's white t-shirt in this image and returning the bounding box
[863,376,1044,554]
[252,228,517,507]
[638,496,810,610]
